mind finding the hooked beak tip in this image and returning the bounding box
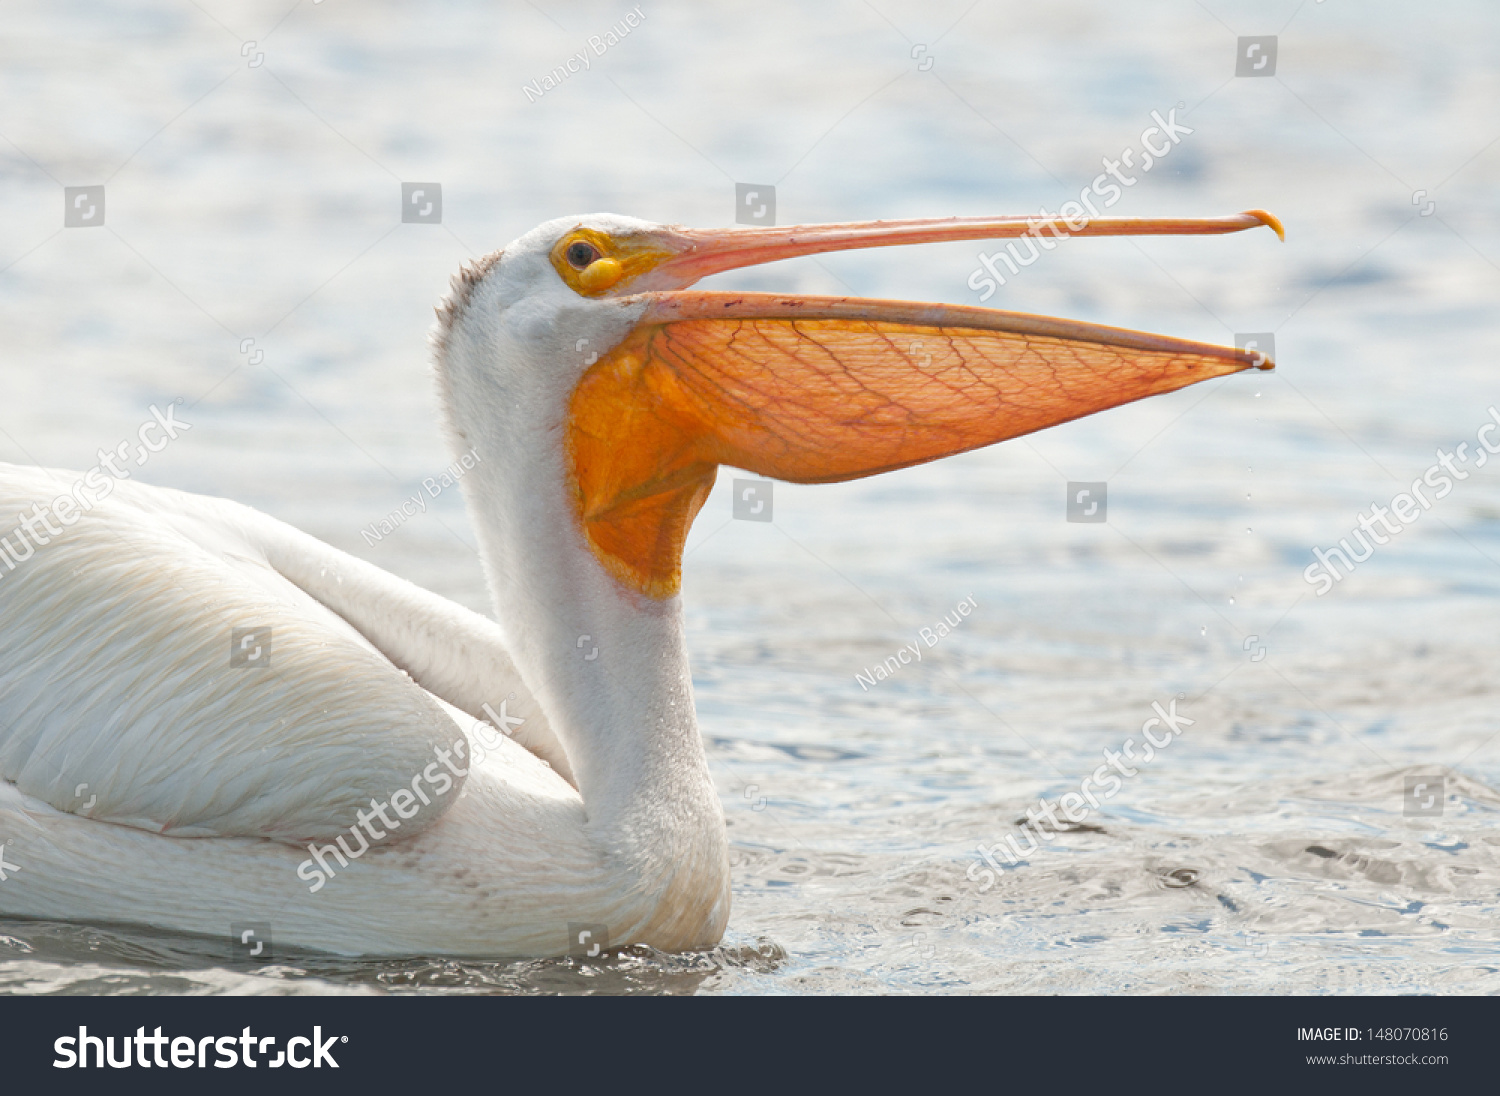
[1244,208,1286,241]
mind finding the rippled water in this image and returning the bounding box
[1,0,1498,994]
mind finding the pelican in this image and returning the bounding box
[0,208,1280,957]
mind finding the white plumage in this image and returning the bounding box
[0,215,732,956]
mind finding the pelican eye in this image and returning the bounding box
[550,231,649,294]
[565,241,602,268]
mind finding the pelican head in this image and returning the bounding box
[435,207,1279,599]
[429,207,1278,949]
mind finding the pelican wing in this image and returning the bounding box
[0,464,563,844]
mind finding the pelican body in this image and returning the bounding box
[0,209,1279,956]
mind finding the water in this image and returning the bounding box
[1,0,1498,994]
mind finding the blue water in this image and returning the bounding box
[1,0,1498,993]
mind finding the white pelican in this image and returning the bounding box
[0,208,1280,957]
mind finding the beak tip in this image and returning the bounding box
[1244,208,1286,242]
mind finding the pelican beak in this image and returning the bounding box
[644,209,1283,287]
[568,211,1282,598]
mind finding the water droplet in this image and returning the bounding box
[1246,527,1253,534]
[1246,492,1252,499]
[1255,392,1261,398]
[1200,626,1206,636]
[1229,597,1236,605]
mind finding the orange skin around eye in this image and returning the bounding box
[549,228,673,297]
[566,291,1270,600]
